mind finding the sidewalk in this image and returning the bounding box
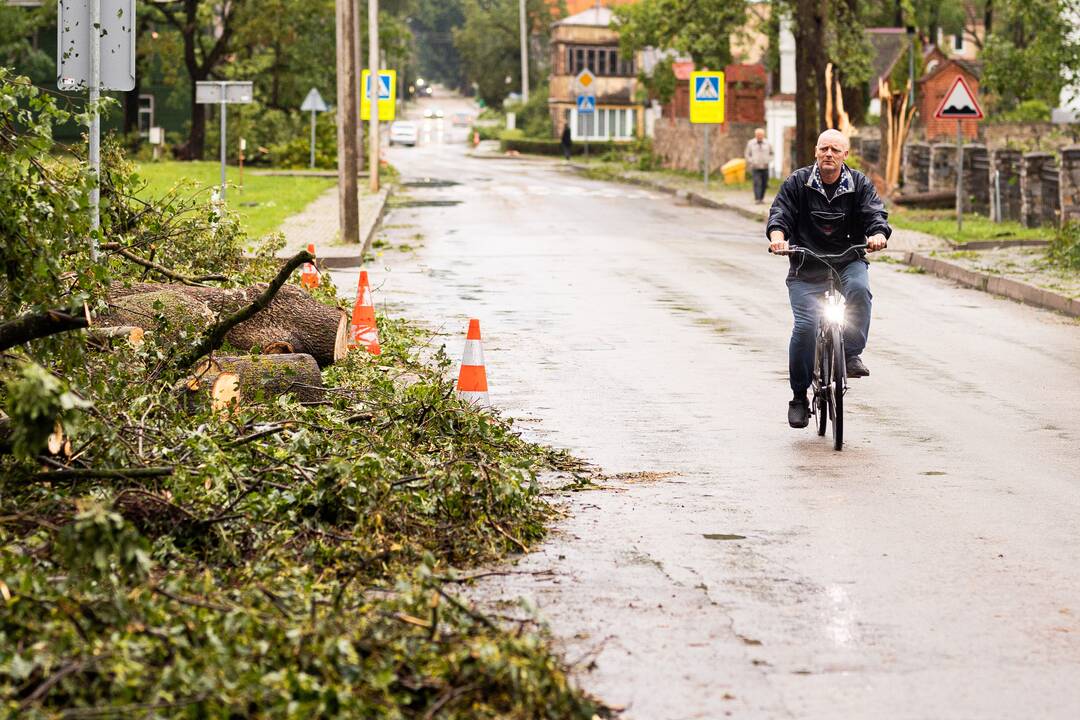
[566,159,1079,318]
[276,185,391,268]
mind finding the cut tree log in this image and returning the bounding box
[179,354,325,408]
[106,282,348,368]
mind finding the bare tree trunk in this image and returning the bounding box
[794,0,822,167]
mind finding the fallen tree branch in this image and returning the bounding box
[101,242,228,286]
[0,306,90,351]
[33,466,175,481]
[174,250,312,371]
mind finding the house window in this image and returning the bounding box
[138,94,154,138]
[953,33,964,52]
[565,45,633,76]
[571,108,635,141]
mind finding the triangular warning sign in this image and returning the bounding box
[695,77,719,100]
[934,75,983,120]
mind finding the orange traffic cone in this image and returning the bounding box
[301,243,320,289]
[472,131,480,148]
[456,319,488,405]
[348,270,381,355]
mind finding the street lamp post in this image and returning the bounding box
[519,0,529,103]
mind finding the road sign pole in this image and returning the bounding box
[220,94,228,204]
[703,125,710,189]
[310,109,317,168]
[369,0,380,193]
[88,0,101,260]
[956,120,963,233]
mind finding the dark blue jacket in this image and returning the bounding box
[766,163,891,279]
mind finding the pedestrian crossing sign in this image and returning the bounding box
[689,71,725,124]
[576,95,596,115]
[361,69,397,121]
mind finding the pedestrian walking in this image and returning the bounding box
[745,128,772,204]
[560,124,573,161]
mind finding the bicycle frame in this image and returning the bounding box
[782,244,867,450]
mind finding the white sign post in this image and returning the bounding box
[934,76,983,233]
[57,0,136,259]
[196,81,254,205]
[300,88,328,169]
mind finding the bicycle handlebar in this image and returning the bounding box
[777,243,868,261]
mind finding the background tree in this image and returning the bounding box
[411,0,467,90]
[612,0,746,70]
[454,0,552,107]
[980,0,1080,111]
[146,0,251,160]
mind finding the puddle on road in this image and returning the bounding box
[394,199,463,208]
[402,178,461,188]
[920,470,947,476]
[703,533,747,541]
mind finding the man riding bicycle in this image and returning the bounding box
[767,129,891,429]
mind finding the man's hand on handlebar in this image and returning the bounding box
[768,230,789,254]
[867,234,888,252]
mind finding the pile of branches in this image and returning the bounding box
[0,70,605,718]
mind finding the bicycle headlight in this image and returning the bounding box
[823,300,845,325]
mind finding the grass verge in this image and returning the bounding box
[888,207,1056,245]
[133,161,336,239]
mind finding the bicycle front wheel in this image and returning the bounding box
[830,325,845,451]
[815,335,828,436]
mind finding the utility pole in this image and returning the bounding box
[519,0,529,102]
[354,0,364,168]
[369,0,380,192]
[336,0,360,244]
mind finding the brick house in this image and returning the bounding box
[918,57,981,141]
[548,6,644,141]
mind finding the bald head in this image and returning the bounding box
[814,129,849,181]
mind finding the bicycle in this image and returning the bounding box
[774,243,867,451]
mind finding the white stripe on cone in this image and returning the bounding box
[461,339,485,367]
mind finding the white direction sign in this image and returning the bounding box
[934,76,984,120]
[301,87,328,113]
[57,0,136,91]
[196,81,254,104]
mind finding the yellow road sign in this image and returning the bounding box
[361,69,397,121]
[689,71,724,124]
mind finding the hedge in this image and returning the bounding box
[499,137,629,156]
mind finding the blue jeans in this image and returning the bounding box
[786,260,872,396]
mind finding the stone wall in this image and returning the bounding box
[652,118,759,172]
[1020,153,1058,228]
[903,142,930,193]
[963,144,990,215]
[929,144,958,193]
[992,149,1022,222]
[1059,146,1080,225]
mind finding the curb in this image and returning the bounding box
[904,252,1080,318]
[359,186,391,257]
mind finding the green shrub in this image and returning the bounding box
[500,137,627,156]
[995,99,1052,123]
[266,110,339,169]
[505,85,553,138]
[1047,221,1080,271]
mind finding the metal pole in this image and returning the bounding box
[519,0,529,103]
[703,125,710,189]
[88,0,101,260]
[310,109,317,168]
[369,0,380,192]
[956,120,963,233]
[220,94,227,203]
[994,169,1002,223]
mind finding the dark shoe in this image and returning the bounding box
[846,355,870,378]
[788,397,810,428]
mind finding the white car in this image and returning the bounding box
[389,121,419,146]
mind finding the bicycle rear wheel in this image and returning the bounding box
[830,325,845,451]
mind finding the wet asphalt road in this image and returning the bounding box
[332,119,1080,718]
